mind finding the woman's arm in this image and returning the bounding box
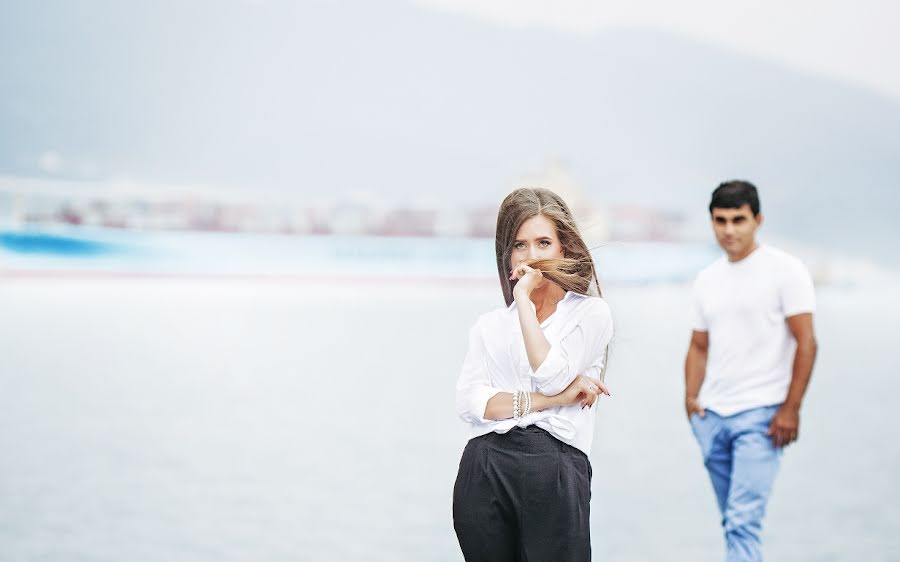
[511,264,552,370]
[458,284,612,423]
[515,293,552,371]
[483,391,558,421]
[456,322,504,424]
[511,265,613,396]
[482,375,609,420]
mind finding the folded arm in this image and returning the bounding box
[528,301,613,397]
[456,321,609,423]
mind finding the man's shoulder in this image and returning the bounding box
[758,245,810,277]
[694,256,728,284]
[759,244,800,263]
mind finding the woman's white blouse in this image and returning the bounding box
[456,291,614,455]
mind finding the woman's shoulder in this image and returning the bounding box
[554,293,612,338]
[470,304,512,332]
[567,292,611,319]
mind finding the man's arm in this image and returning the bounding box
[767,313,818,447]
[684,330,709,419]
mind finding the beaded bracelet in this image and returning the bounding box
[513,389,532,420]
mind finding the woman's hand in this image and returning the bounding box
[553,375,610,409]
[511,262,543,299]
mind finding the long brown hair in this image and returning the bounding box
[495,187,602,306]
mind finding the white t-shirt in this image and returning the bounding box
[690,244,815,416]
[456,291,613,456]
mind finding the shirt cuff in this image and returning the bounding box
[530,345,570,396]
[464,386,502,424]
[784,305,815,317]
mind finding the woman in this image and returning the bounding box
[453,187,613,561]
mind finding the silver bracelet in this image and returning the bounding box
[523,390,532,417]
[513,389,520,420]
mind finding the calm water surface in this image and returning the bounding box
[0,279,897,561]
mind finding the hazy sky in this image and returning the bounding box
[414,0,900,101]
[1,0,898,264]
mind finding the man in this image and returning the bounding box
[685,181,818,562]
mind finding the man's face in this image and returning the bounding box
[711,204,762,258]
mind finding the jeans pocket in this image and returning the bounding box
[689,412,701,432]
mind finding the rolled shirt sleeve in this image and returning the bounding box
[455,321,503,424]
[530,299,614,397]
[582,362,607,384]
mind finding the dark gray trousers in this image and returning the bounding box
[453,426,592,562]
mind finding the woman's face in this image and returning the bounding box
[510,214,564,274]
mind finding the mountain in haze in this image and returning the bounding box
[1,0,898,265]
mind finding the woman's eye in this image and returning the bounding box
[540,240,551,247]
[514,242,525,250]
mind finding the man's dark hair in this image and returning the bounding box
[709,180,760,216]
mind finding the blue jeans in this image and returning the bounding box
[690,404,783,562]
